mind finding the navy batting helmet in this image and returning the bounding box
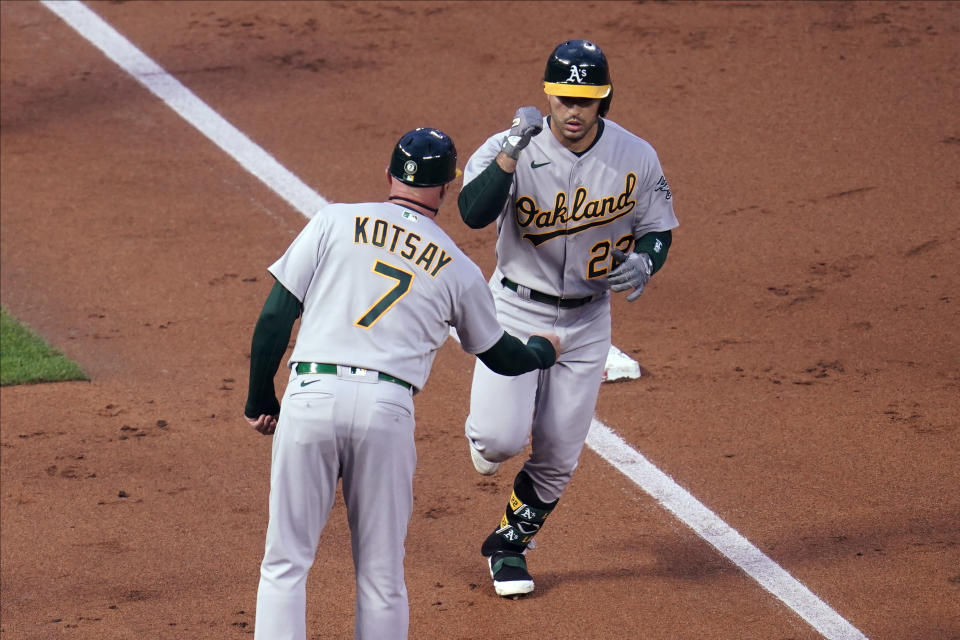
[543,40,613,116]
[389,128,460,187]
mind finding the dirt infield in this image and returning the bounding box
[2,2,958,638]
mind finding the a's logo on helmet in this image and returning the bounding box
[566,65,586,84]
[403,160,418,176]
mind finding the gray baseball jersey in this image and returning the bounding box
[269,201,503,389]
[463,117,678,299]
[464,116,678,504]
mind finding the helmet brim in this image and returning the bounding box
[543,81,611,99]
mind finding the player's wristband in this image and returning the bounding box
[633,230,672,274]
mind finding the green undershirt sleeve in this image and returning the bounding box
[244,280,302,418]
[476,332,557,375]
[458,161,514,229]
[633,229,673,274]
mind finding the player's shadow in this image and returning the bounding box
[528,501,960,597]
[524,540,725,599]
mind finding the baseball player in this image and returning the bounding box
[459,40,679,597]
[243,128,560,639]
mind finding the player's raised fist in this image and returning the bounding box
[501,106,544,159]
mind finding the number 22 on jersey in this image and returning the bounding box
[587,234,633,279]
[355,260,414,328]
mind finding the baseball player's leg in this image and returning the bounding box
[478,349,606,554]
[340,381,416,640]
[255,377,341,640]
[465,279,550,469]
[480,303,610,597]
[464,361,539,465]
[523,332,609,501]
[524,300,611,501]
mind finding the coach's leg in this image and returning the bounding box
[341,382,417,640]
[255,381,340,640]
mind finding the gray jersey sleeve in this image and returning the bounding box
[631,147,679,239]
[268,213,327,302]
[450,275,503,355]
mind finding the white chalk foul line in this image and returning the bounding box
[586,422,868,640]
[41,2,868,638]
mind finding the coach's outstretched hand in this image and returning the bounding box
[534,332,561,358]
[529,332,561,368]
[501,106,544,159]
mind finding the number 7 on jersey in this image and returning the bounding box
[355,260,414,328]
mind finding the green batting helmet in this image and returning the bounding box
[543,39,613,116]
[389,128,460,187]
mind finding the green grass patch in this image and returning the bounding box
[0,306,88,386]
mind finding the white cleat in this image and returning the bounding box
[468,438,500,475]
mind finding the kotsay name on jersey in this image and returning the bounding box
[353,216,453,277]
